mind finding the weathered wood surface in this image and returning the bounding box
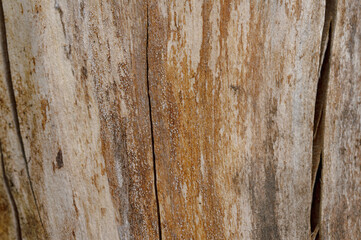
[1,3,44,239]
[148,1,324,239]
[1,0,158,239]
[321,0,361,239]
[0,0,360,239]
[0,7,16,237]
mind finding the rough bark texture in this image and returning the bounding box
[0,0,360,240]
[321,0,361,239]
[1,2,44,239]
[0,6,16,239]
[148,1,324,239]
[1,0,158,239]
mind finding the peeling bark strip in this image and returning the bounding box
[146,1,162,238]
[311,0,337,238]
[0,142,21,240]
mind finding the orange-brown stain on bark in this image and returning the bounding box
[40,99,48,130]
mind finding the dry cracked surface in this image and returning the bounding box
[0,1,360,239]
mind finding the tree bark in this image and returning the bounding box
[0,0,360,239]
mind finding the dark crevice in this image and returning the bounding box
[146,2,162,239]
[0,1,45,232]
[311,0,337,238]
[1,142,22,240]
[310,155,323,239]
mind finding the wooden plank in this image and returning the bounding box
[148,1,325,239]
[321,0,361,238]
[2,0,158,239]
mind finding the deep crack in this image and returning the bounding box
[311,0,337,238]
[146,2,162,239]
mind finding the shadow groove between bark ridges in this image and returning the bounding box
[311,1,338,239]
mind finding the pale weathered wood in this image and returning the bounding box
[321,0,361,239]
[148,1,324,239]
[1,2,44,238]
[1,0,158,239]
[0,1,360,240]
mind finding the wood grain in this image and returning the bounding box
[148,0,324,239]
[1,5,16,239]
[1,2,44,238]
[0,1,360,239]
[1,0,158,239]
[321,0,361,239]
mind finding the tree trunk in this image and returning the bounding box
[0,1,360,239]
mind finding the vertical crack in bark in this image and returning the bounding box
[311,0,337,238]
[0,1,45,232]
[146,2,162,239]
[1,142,22,240]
